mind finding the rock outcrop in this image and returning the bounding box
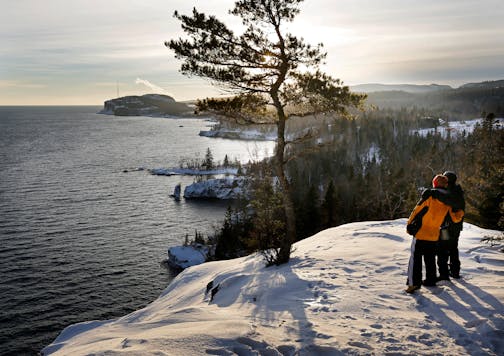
[167,244,209,270]
[183,178,247,200]
[100,94,192,116]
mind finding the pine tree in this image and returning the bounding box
[321,180,337,228]
[203,147,214,171]
[247,176,286,266]
[464,113,504,229]
[295,184,320,239]
[167,0,365,264]
[215,207,239,259]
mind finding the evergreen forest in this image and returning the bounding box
[212,108,503,261]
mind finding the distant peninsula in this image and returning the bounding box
[100,94,193,117]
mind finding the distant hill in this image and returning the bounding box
[360,80,504,119]
[100,80,504,119]
[460,79,504,89]
[351,83,452,94]
[100,94,192,117]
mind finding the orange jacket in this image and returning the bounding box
[407,196,464,241]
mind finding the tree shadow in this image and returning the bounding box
[207,256,343,355]
[247,259,344,355]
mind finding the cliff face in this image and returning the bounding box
[101,94,192,116]
[41,220,504,356]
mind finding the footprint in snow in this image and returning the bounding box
[386,345,406,352]
[375,265,401,273]
[464,318,487,328]
[382,337,400,343]
[406,335,417,342]
[370,323,383,329]
[348,341,373,350]
[316,332,332,339]
[121,338,147,348]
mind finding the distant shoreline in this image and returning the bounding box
[0,104,103,107]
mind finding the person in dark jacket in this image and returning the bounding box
[405,175,464,293]
[437,171,465,279]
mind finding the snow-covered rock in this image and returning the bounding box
[149,167,239,176]
[42,220,504,355]
[184,177,247,200]
[199,127,277,141]
[167,244,209,270]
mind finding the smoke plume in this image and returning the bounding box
[135,78,172,96]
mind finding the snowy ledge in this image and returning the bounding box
[42,220,503,355]
[199,128,277,141]
[167,244,210,270]
[150,169,247,200]
[183,177,247,200]
[149,167,238,176]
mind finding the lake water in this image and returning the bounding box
[0,106,275,355]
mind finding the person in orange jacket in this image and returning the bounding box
[405,175,464,293]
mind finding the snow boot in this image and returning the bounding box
[405,285,421,294]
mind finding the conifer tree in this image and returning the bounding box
[248,176,286,266]
[295,184,320,239]
[215,207,239,259]
[464,113,504,229]
[203,147,214,171]
[167,0,365,264]
[322,180,337,228]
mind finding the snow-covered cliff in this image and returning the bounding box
[42,220,503,355]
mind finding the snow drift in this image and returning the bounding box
[42,220,503,355]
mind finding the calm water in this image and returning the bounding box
[0,106,274,355]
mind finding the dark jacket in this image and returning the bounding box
[429,185,465,211]
[445,184,465,236]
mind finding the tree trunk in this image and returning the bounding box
[270,21,295,264]
[271,92,296,264]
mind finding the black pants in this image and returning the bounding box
[437,237,460,277]
[407,238,437,286]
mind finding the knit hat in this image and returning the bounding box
[443,171,457,185]
[432,174,448,188]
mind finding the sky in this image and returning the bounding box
[1,0,503,105]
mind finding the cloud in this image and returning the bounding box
[0,80,47,89]
[135,78,173,96]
